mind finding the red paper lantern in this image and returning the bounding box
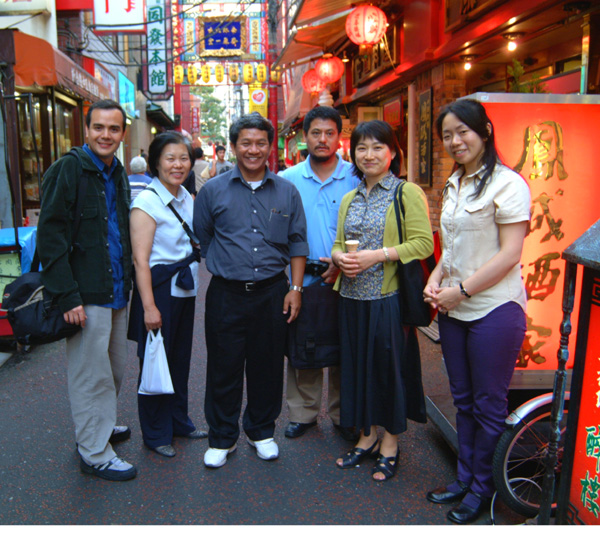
[315,54,345,84]
[301,68,327,94]
[345,5,388,47]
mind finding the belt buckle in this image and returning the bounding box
[244,281,256,292]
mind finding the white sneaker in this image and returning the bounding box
[247,438,279,460]
[204,445,237,468]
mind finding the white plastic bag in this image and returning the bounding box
[138,329,174,395]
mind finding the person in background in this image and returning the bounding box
[331,120,433,483]
[128,131,207,458]
[37,99,136,481]
[194,113,308,469]
[280,106,359,442]
[424,99,530,524]
[208,144,234,177]
[128,156,151,201]
[299,149,309,162]
[193,147,210,191]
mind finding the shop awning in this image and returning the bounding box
[273,0,355,69]
[12,31,110,102]
[146,103,176,130]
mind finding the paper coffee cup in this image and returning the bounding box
[345,240,359,252]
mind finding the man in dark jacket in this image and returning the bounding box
[37,100,136,481]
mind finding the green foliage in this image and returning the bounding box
[507,59,548,93]
[189,86,228,141]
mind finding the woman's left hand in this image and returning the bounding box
[338,250,380,277]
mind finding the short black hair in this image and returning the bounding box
[148,131,194,178]
[194,147,204,159]
[215,145,226,153]
[350,120,402,179]
[229,112,274,146]
[303,106,342,135]
[86,99,127,131]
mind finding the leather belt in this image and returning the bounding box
[213,271,287,292]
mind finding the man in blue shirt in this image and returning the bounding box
[280,107,359,441]
[37,100,136,481]
[194,113,308,468]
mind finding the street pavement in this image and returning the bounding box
[0,263,528,525]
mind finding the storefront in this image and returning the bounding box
[0,29,110,226]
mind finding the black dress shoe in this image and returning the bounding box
[446,492,490,525]
[285,421,317,438]
[333,424,359,442]
[426,481,469,504]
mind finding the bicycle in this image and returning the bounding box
[492,391,570,517]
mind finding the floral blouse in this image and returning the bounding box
[340,172,400,300]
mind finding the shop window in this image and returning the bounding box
[17,96,43,205]
[55,100,77,158]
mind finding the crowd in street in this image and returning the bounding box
[35,97,530,525]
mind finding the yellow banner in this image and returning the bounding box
[248,84,268,118]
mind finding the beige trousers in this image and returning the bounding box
[66,305,128,465]
[286,361,341,425]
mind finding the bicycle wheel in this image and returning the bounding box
[492,403,568,517]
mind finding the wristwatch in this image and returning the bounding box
[289,285,304,293]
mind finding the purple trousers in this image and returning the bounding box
[438,301,526,497]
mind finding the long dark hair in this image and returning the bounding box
[349,120,402,180]
[435,99,500,199]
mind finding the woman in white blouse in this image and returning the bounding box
[128,132,206,457]
[423,99,531,524]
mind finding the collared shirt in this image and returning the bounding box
[340,172,400,300]
[193,165,309,281]
[280,155,359,286]
[132,178,199,298]
[440,163,531,321]
[82,144,126,309]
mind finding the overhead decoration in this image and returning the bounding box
[243,64,254,84]
[315,54,345,84]
[229,65,239,83]
[345,5,388,51]
[215,64,225,83]
[173,65,184,85]
[256,64,268,83]
[201,64,211,83]
[270,68,282,83]
[195,16,248,58]
[187,65,197,85]
[301,68,327,94]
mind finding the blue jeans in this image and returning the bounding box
[438,301,526,497]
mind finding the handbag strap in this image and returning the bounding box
[145,187,200,246]
[393,180,407,246]
[32,150,87,273]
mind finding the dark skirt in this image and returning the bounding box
[339,294,426,435]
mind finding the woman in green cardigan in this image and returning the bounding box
[331,120,434,482]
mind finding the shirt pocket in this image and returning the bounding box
[266,212,290,245]
[77,205,102,249]
[462,200,491,231]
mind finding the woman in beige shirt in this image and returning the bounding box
[423,99,530,524]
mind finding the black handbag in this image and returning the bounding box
[393,181,438,327]
[1,151,87,345]
[287,284,340,369]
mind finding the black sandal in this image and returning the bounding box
[372,450,399,481]
[336,440,379,469]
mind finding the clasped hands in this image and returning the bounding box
[334,250,380,278]
[423,282,465,315]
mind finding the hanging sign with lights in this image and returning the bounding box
[201,65,211,84]
[215,64,224,83]
[229,65,239,83]
[174,65,184,85]
[243,64,255,84]
[256,64,268,83]
[187,65,197,85]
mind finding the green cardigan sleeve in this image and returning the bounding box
[332,181,434,295]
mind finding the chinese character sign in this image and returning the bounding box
[482,100,600,372]
[144,0,172,99]
[93,0,145,33]
[418,89,432,186]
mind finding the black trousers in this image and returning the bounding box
[138,296,196,448]
[204,276,289,448]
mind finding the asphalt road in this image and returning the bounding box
[0,263,527,525]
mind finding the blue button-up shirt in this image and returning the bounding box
[280,155,359,286]
[83,144,126,309]
[193,165,308,281]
